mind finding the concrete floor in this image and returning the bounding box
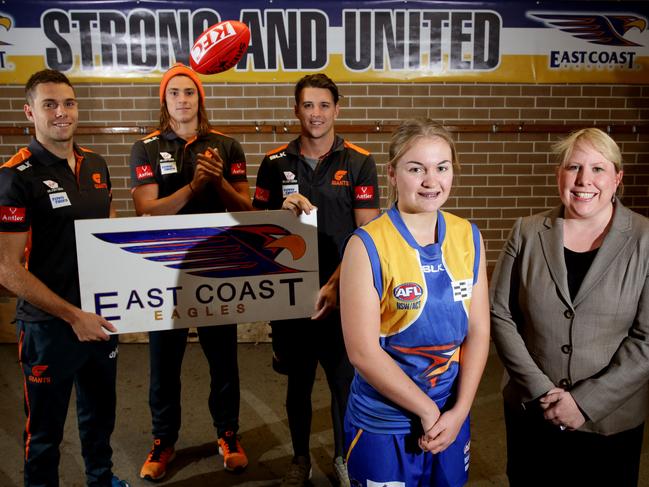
[0,342,647,486]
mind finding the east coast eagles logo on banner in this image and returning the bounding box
[75,210,319,334]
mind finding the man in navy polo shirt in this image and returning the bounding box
[0,70,129,486]
[254,73,380,487]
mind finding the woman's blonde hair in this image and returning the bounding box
[553,128,623,172]
[553,127,623,197]
[387,119,459,204]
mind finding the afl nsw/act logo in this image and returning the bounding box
[393,282,423,310]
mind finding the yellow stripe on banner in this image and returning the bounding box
[0,54,647,84]
[345,428,364,464]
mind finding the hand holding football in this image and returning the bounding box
[190,20,250,75]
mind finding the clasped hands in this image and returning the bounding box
[192,147,225,191]
[539,387,586,431]
[419,407,465,454]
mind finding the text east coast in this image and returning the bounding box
[93,278,303,322]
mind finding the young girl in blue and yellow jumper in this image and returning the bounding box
[340,119,490,486]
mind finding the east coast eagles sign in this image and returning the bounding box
[75,210,319,333]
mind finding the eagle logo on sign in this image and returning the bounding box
[93,224,308,278]
[0,15,12,46]
[529,13,647,47]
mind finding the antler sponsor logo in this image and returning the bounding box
[0,206,26,223]
[136,164,154,180]
[254,186,270,202]
[354,185,374,200]
[230,162,246,176]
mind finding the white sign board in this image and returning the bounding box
[75,210,319,334]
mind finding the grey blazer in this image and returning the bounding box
[490,201,649,435]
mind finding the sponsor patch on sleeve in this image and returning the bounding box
[230,162,246,176]
[0,206,26,223]
[135,164,154,180]
[254,186,270,202]
[354,185,374,201]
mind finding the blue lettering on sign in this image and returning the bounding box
[549,50,637,69]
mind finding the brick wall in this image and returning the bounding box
[1,82,648,265]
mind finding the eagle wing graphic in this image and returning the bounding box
[530,13,646,47]
[0,15,11,45]
[0,16,11,30]
[93,224,308,278]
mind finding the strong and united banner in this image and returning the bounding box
[0,1,647,83]
[75,210,320,333]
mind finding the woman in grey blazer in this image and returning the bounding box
[490,128,649,487]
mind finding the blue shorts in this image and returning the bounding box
[344,415,470,487]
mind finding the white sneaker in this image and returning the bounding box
[333,456,350,487]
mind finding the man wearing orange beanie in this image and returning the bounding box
[128,63,252,481]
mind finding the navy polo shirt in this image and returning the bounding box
[0,138,113,321]
[253,135,379,282]
[129,129,248,214]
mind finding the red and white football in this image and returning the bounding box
[190,20,250,75]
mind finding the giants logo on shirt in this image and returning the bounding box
[331,170,350,186]
[354,185,374,201]
[136,164,154,180]
[254,186,270,202]
[92,172,108,189]
[0,206,26,223]
[231,162,246,176]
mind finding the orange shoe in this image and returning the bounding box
[140,439,176,481]
[218,431,248,472]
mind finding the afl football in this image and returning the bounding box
[190,20,250,75]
